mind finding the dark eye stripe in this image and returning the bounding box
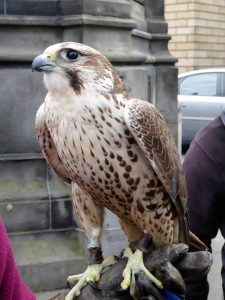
[65,69,84,95]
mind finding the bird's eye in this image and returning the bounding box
[66,50,79,60]
[60,49,80,62]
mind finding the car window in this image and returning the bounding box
[179,73,218,96]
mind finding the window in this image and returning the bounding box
[179,73,218,96]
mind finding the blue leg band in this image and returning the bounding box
[87,242,101,249]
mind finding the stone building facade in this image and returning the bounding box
[0,0,178,292]
[165,0,225,73]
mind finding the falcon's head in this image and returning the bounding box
[32,42,127,96]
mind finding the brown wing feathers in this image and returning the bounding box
[124,99,189,243]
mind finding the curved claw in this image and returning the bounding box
[119,248,164,299]
[113,255,119,261]
[67,279,73,289]
[119,248,126,258]
[87,280,101,291]
[65,256,117,300]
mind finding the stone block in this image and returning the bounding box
[131,30,153,57]
[6,0,83,16]
[0,157,73,232]
[187,50,206,58]
[60,0,83,16]
[90,0,131,18]
[168,27,176,35]
[187,3,195,10]
[150,38,176,64]
[23,258,86,291]
[0,65,44,153]
[145,1,168,33]
[82,26,133,54]
[104,209,121,229]
[176,27,195,34]
[102,227,127,257]
[175,50,188,58]
[0,159,48,202]
[51,199,76,229]
[177,42,195,50]
[130,0,147,31]
[77,209,128,257]
[47,166,72,200]
[173,34,188,42]
[0,26,63,61]
[116,66,149,100]
[175,11,195,20]
[0,200,49,232]
[0,159,70,203]
[10,230,86,291]
[169,19,188,27]
[7,0,58,16]
[154,65,178,138]
[165,0,177,4]
[145,0,164,16]
[166,3,188,12]
[0,16,137,62]
[102,209,128,257]
[5,0,131,18]
[165,12,177,20]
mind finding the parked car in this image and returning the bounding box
[178,68,225,146]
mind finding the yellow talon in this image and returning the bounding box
[121,247,163,297]
[65,256,116,300]
[121,281,130,289]
[85,276,91,281]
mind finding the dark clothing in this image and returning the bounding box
[183,111,225,299]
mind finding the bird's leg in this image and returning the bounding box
[67,245,103,287]
[119,219,163,297]
[129,233,153,253]
[121,233,163,298]
[66,244,116,300]
[65,184,116,300]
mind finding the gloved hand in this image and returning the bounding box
[134,243,212,300]
[70,244,212,300]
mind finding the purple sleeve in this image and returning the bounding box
[183,115,225,300]
[183,139,221,247]
[0,219,36,300]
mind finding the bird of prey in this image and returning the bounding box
[32,42,204,300]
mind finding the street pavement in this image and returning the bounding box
[208,231,223,300]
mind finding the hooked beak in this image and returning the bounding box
[32,54,55,72]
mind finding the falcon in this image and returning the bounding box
[32,42,204,300]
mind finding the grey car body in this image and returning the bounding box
[178,69,225,145]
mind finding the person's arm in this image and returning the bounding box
[183,138,223,300]
[0,218,36,300]
[183,140,222,248]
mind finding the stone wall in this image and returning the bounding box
[0,0,178,236]
[165,0,225,73]
[0,0,179,291]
